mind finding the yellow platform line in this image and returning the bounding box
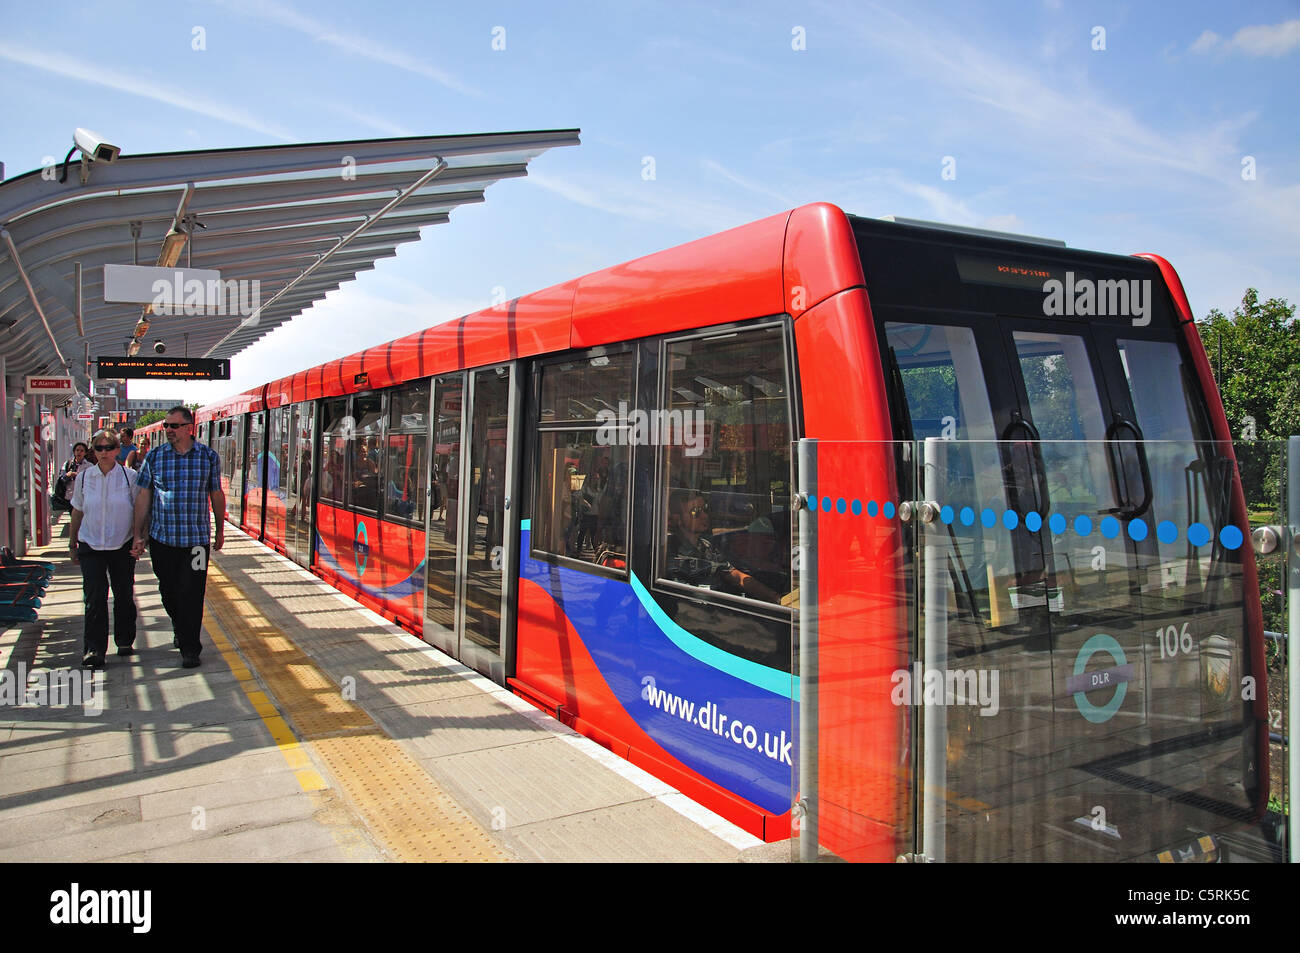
[204,560,509,862]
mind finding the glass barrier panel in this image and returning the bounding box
[794,438,1288,863]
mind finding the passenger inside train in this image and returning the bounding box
[666,488,780,604]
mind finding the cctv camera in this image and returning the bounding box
[73,128,121,164]
[153,340,166,354]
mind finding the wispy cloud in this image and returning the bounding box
[701,159,798,208]
[0,40,294,141]
[528,171,755,236]
[1189,20,1300,57]
[827,4,1273,188]
[210,0,482,97]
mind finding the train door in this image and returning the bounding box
[423,364,521,682]
[245,410,266,538]
[228,415,246,525]
[283,401,316,567]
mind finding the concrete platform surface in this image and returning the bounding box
[0,515,788,863]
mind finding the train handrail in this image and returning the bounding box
[1104,413,1154,520]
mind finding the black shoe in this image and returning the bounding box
[116,646,135,657]
[82,652,105,670]
[181,654,201,669]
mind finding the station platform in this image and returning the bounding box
[0,516,787,863]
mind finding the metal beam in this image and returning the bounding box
[206,159,450,356]
[0,228,70,372]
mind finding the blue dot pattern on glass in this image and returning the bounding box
[801,491,1245,550]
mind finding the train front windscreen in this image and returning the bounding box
[853,217,1265,862]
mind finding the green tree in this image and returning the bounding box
[1197,289,1300,443]
[1197,290,1297,636]
[135,409,166,426]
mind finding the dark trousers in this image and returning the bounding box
[149,538,210,657]
[79,541,137,656]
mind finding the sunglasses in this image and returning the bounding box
[163,422,190,429]
[92,444,116,452]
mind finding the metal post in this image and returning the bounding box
[921,438,947,863]
[797,438,819,862]
[0,355,9,552]
[1288,436,1299,863]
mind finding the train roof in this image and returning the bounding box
[200,202,1190,412]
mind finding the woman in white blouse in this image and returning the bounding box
[69,430,139,669]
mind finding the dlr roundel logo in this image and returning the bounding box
[353,521,370,578]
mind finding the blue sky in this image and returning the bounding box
[2,0,1297,405]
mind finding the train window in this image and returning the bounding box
[246,413,266,507]
[384,381,429,526]
[1012,331,1115,516]
[389,380,429,431]
[319,398,348,507]
[657,325,793,607]
[534,433,630,567]
[353,393,384,435]
[539,350,635,422]
[321,397,348,435]
[349,393,385,514]
[532,349,635,572]
[885,322,998,442]
[384,434,427,524]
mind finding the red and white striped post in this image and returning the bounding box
[30,428,49,546]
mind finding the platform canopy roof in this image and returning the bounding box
[0,129,580,399]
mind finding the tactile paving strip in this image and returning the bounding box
[312,735,506,862]
[205,562,509,862]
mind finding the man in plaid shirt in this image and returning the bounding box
[132,406,226,668]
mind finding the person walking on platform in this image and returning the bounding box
[69,430,139,668]
[131,407,225,669]
[116,428,137,465]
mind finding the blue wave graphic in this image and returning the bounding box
[520,528,795,813]
[315,532,426,599]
